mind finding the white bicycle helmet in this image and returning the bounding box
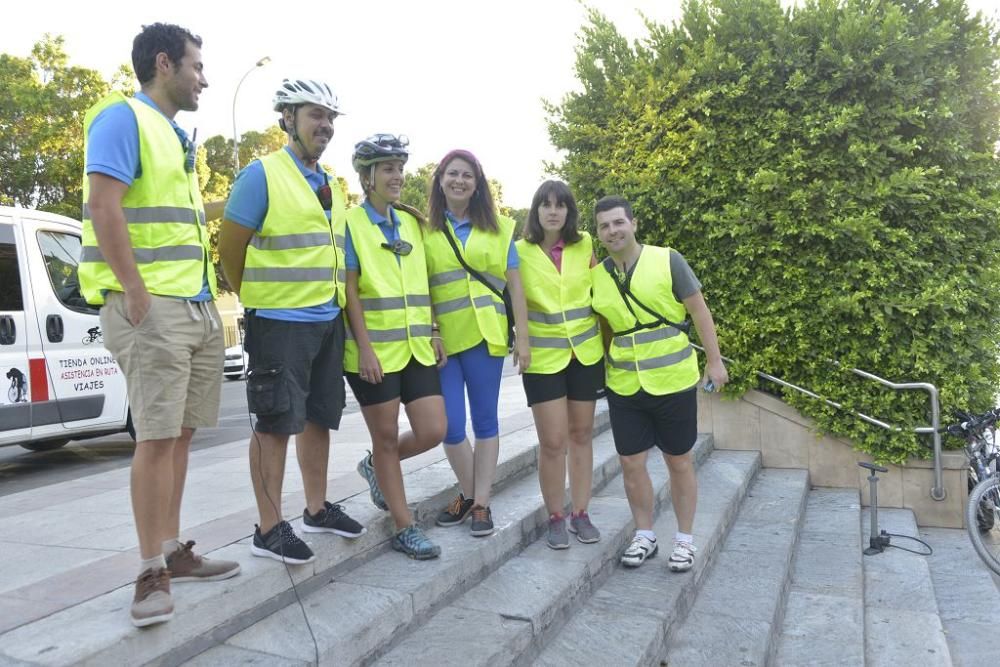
[352,133,409,172]
[272,78,343,115]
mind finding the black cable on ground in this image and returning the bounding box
[247,402,320,664]
[884,531,933,556]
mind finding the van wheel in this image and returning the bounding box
[21,438,69,452]
[126,410,136,441]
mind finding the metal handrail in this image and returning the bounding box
[694,345,945,501]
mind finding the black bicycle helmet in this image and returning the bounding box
[352,133,409,172]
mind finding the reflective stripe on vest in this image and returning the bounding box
[527,305,593,325]
[82,204,206,226]
[425,215,515,356]
[240,149,343,309]
[612,324,684,348]
[590,245,700,396]
[346,323,435,342]
[79,92,214,305]
[343,205,435,373]
[516,233,604,374]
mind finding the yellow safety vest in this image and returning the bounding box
[343,205,435,373]
[591,245,700,396]
[424,215,515,356]
[240,149,346,309]
[80,92,216,305]
[515,233,603,374]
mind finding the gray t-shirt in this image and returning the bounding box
[615,247,701,303]
[669,249,701,302]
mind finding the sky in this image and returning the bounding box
[3,0,999,208]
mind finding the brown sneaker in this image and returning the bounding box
[131,567,173,628]
[166,540,241,583]
[435,493,474,527]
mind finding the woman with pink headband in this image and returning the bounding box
[422,149,530,537]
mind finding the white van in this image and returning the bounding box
[0,206,133,451]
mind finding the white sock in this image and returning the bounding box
[675,532,694,545]
[139,554,166,575]
[636,529,656,542]
[162,538,181,555]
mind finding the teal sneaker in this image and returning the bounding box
[392,525,441,560]
[357,451,388,511]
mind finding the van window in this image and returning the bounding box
[36,231,93,312]
[0,224,24,311]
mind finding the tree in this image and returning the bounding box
[549,0,1000,462]
[335,175,361,207]
[0,35,114,218]
[508,208,530,238]
[237,126,285,172]
[399,162,436,214]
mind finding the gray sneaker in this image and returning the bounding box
[546,514,569,550]
[469,505,495,537]
[568,511,601,544]
[357,451,388,511]
[131,567,173,627]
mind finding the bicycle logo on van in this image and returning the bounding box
[6,368,27,403]
[83,326,103,345]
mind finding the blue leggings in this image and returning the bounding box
[439,341,504,444]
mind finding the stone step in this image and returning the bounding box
[373,439,731,667]
[184,421,649,666]
[532,450,765,667]
[662,468,809,667]
[775,488,864,666]
[0,406,608,667]
[862,508,952,666]
[920,525,1000,666]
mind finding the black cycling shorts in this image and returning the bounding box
[606,386,697,457]
[521,357,605,407]
[346,356,442,407]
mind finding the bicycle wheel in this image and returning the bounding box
[7,384,16,403]
[969,475,995,532]
[966,476,1000,576]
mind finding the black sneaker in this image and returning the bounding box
[302,501,366,538]
[436,493,475,527]
[469,505,495,537]
[251,521,315,565]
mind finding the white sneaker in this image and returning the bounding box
[621,534,658,568]
[668,540,696,572]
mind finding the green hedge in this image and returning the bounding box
[548,0,1000,462]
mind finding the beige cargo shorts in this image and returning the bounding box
[101,291,224,442]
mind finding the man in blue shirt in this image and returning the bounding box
[219,78,364,565]
[84,23,239,629]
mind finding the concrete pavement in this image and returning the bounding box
[0,367,533,638]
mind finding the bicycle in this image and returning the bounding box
[82,327,103,345]
[942,407,1000,575]
[6,368,27,403]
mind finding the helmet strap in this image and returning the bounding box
[288,106,321,163]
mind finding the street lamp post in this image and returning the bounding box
[232,56,271,174]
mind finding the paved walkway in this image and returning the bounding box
[0,367,535,635]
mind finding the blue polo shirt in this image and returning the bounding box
[85,91,212,301]
[224,147,340,322]
[445,210,519,269]
[343,200,403,272]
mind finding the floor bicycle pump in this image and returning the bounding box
[859,461,892,555]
